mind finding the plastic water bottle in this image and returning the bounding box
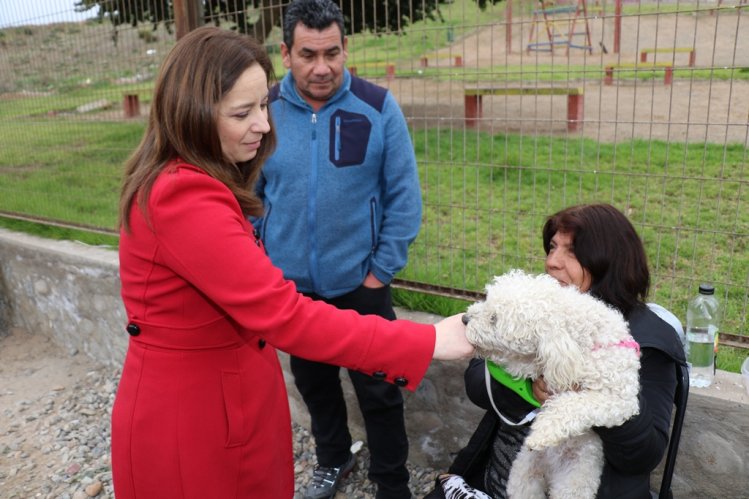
[686,284,720,388]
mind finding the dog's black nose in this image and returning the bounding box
[462,314,470,325]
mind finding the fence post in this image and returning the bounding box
[604,67,614,85]
[174,0,203,40]
[123,94,140,118]
[567,94,584,132]
[386,64,395,81]
[664,66,673,85]
[614,0,622,54]
[505,0,513,53]
[464,94,482,127]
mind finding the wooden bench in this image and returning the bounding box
[348,63,395,80]
[420,54,463,68]
[604,62,673,86]
[464,86,584,132]
[640,47,695,67]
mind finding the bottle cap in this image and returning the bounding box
[699,284,715,295]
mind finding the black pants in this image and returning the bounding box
[290,285,411,499]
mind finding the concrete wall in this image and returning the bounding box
[1,227,747,496]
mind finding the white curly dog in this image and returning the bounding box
[463,270,641,499]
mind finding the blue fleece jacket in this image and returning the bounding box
[254,69,421,298]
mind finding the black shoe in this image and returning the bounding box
[303,453,356,499]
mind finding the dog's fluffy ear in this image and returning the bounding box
[537,330,585,390]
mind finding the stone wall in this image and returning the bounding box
[1,227,747,496]
[0,229,127,363]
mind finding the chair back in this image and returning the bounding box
[658,362,690,499]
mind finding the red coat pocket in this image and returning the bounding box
[221,370,246,447]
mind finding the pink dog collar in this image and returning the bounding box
[594,339,641,356]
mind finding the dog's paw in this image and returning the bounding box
[524,412,577,450]
[524,428,563,450]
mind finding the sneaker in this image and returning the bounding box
[303,453,356,499]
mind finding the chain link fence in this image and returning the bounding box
[1,0,747,339]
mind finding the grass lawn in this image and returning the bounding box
[1,1,746,372]
[1,116,747,372]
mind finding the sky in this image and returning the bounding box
[0,0,96,28]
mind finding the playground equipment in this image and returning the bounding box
[348,62,396,81]
[419,54,464,68]
[603,62,673,86]
[464,85,585,132]
[640,47,696,67]
[527,0,593,55]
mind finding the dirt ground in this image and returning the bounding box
[385,10,749,144]
[0,328,113,497]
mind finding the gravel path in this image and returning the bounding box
[0,329,441,498]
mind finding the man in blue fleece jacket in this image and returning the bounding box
[254,1,422,498]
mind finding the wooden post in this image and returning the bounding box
[420,57,429,68]
[604,67,614,85]
[454,56,463,67]
[505,0,513,54]
[567,94,584,132]
[123,94,140,118]
[640,51,648,63]
[689,49,696,67]
[614,0,622,54]
[386,64,395,81]
[174,0,203,40]
[464,94,482,127]
[664,66,673,85]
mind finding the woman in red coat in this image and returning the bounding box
[113,27,472,498]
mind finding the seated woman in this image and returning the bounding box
[427,203,687,499]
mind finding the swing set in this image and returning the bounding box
[527,0,593,55]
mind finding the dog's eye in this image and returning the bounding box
[489,312,497,325]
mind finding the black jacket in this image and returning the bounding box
[428,305,687,499]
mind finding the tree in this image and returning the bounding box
[475,0,506,9]
[74,0,454,45]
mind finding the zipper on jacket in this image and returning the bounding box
[308,113,320,289]
[369,197,377,253]
[260,204,271,241]
[334,116,341,161]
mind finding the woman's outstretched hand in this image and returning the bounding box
[432,313,475,360]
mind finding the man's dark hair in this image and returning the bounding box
[542,203,651,316]
[283,0,346,48]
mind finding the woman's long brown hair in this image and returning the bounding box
[119,26,277,231]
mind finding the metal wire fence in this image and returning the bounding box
[0,0,747,338]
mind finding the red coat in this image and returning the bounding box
[113,160,435,498]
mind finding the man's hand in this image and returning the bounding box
[363,272,385,288]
